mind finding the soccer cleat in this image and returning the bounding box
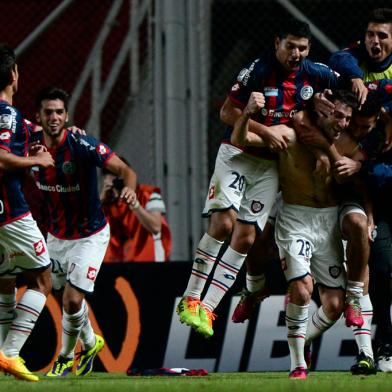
[46,355,74,377]
[289,366,307,379]
[196,304,216,338]
[231,287,270,323]
[0,350,39,382]
[344,296,364,327]
[376,343,392,372]
[176,297,202,329]
[350,351,377,375]
[304,344,312,370]
[76,334,105,376]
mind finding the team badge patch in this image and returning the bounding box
[87,266,98,281]
[62,161,76,174]
[251,200,264,213]
[300,86,313,100]
[329,265,342,279]
[97,144,109,155]
[0,130,11,141]
[264,87,279,97]
[33,240,46,256]
[0,114,12,129]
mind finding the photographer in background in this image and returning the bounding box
[101,163,172,262]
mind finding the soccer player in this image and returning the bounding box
[0,43,55,382]
[176,19,340,338]
[329,9,392,370]
[31,86,137,377]
[233,89,358,379]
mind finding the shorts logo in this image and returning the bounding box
[251,200,264,213]
[87,266,98,281]
[208,185,215,200]
[62,161,76,174]
[33,240,46,256]
[300,86,313,100]
[329,266,342,279]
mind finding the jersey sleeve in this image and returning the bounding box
[228,58,262,108]
[0,106,14,152]
[311,62,340,90]
[145,191,166,214]
[329,45,364,81]
[366,79,392,113]
[73,134,115,167]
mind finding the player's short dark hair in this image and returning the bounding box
[355,92,382,118]
[327,90,359,110]
[0,43,16,91]
[35,86,70,111]
[276,19,311,41]
[368,8,392,24]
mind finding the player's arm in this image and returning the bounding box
[0,147,54,171]
[329,46,367,105]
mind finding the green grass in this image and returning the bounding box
[1,371,392,391]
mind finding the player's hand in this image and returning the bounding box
[313,89,334,117]
[121,187,138,207]
[333,156,361,179]
[351,78,367,108]
[243,92,265,116]
[67,126,86,135]
[29,142,48,155]
[313,154,331,179]
[298,125,331,150]
[262,125,292,151]
[35,151,55,168]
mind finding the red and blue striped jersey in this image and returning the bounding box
[30,129,115,239]
[0,100,31,226]
[226,52,339,157]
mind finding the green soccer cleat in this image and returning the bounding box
[196,304,216,338]
[76,334,105,376]
[351,351,377,375]
[176,297,202,329]
[46,355,74,377]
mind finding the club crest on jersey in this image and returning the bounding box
[300,86,313,100]
[87,266,98,281]
[251,200,264,213]
[97,143,108,155]
[329,265,342,279]
[62,161,76,174]
[0,130,11,141]
[33,240,46,256]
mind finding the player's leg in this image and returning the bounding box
[369,220,392,372]
[340,206,370,327]
[177,144,245,329]
[0,216,51,382]
[0,277,16,348]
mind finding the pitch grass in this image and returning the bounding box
[1,371,392,391]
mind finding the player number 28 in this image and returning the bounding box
[296,239,311,257]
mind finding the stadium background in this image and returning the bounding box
[1,0,390,373]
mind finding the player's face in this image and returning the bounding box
[38,99,68,139]
[365,23,392,62]
[323,100,353,139]
[347,113,378,141]
[275,35,310,72]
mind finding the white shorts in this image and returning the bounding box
[0,214,51,277]
[202,144,278,231]
[275,203,346,289]
[48,224,110,293]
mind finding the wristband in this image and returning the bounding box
[130,200,140,211]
